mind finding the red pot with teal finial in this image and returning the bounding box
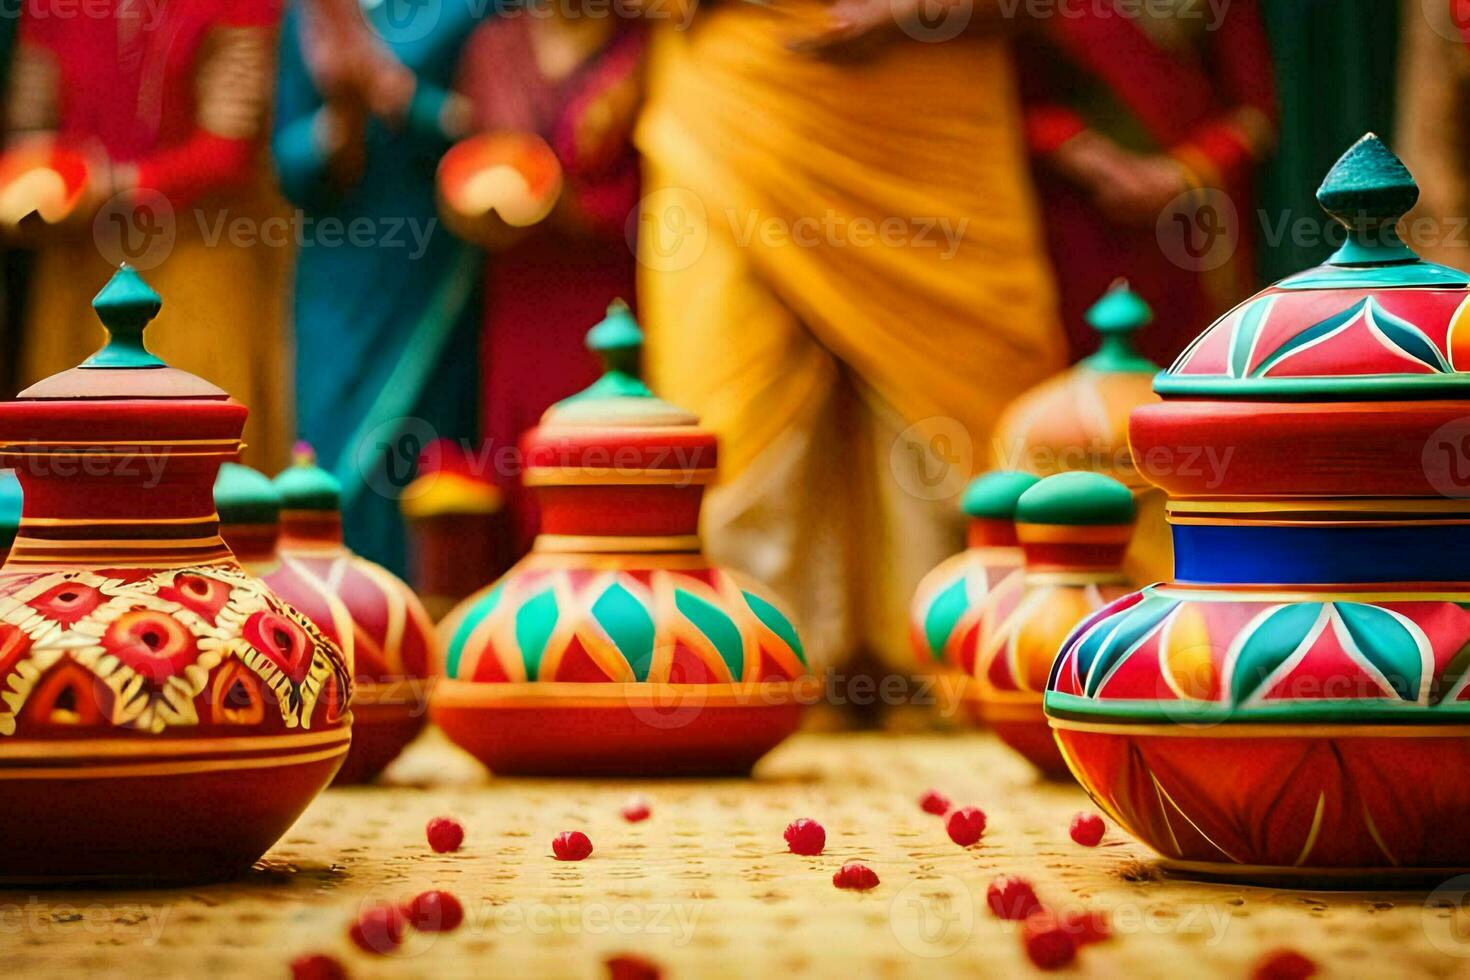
[433,302,810,776]
[908,470,1036,718]
[973,471,1139,776]
[1046,134,1470,884]
[269,446,439,783]
[0,267,351,883]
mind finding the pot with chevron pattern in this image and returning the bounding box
[1045,134,1470,885]
[433,302,810,776]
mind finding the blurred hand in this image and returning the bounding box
[300,0,416,126]
[1050,132,1190,228]
[788,0,896,58]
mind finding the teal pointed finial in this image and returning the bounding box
[1081,279,1157,373]
[82,264,165,369]
[585,299,643,378]
[1317,133,1420,266]
[559,300,653,403]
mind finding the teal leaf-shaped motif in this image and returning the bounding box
[675,590,745,679]
[445,581,504,679]
[1334,601,1427,702]
[1249,300,1365,377]
[1364,299,1451,373]
[922,577,970,663]
[514,589,559,681]
[744,591,806,665]
[591,581,656,680]
[1080,594,1180,697]
[1229,603,1324,705]
[1229,295,1275,378]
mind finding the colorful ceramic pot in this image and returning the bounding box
[909,471,1036,714]
[0,267,351,883]
[400,439,507,622]
[434,303,810,776]
[215,459,361,772]
[271,447,438,784]
[991,281,1170,582]
[214,462,286,576]
[1046,134,1470,883]
[975,472,1137,777]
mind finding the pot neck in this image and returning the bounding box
[278,509,346,551]
[967,517,1018,549]
[1016,523,1131,582]
[220,520,280,563]
[5,458,232,569]
[1168,501,1470,586]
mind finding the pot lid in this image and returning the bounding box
[1079,279,1157,374]
[215,462,280,525]
[0,265,245,460]
[960,470,1040,521]
[1016,471,1137,528]
[274,443,342,512]
[991,282,1158,486]
[17,264,229,401]
[524,302,716,487]
[539,301,699,428]
[400,438,503,519]
[1160,133,1470,400]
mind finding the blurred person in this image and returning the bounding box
[5,0,293,468]
[1397,0,1470,271]
[1017,0,1276,364]
[635,0,1067,673]
[452,9,646,556]
[273,0,492,576]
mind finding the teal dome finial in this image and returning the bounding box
[1015,472,1136,527]
[1317,134,1420,266]
[961,470,1040,521]
[214,462,281,525]
[1082,279,1157,373]
[273,441,342,511]
[83,264,165,369]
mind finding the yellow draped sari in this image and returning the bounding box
[636,5,1065,672]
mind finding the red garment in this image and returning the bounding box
[1018,1,1276,364]
[19,0,280,209]
[457,19,644,554]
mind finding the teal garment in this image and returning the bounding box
[1257,0,1400,282]
[273,1,495,575]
